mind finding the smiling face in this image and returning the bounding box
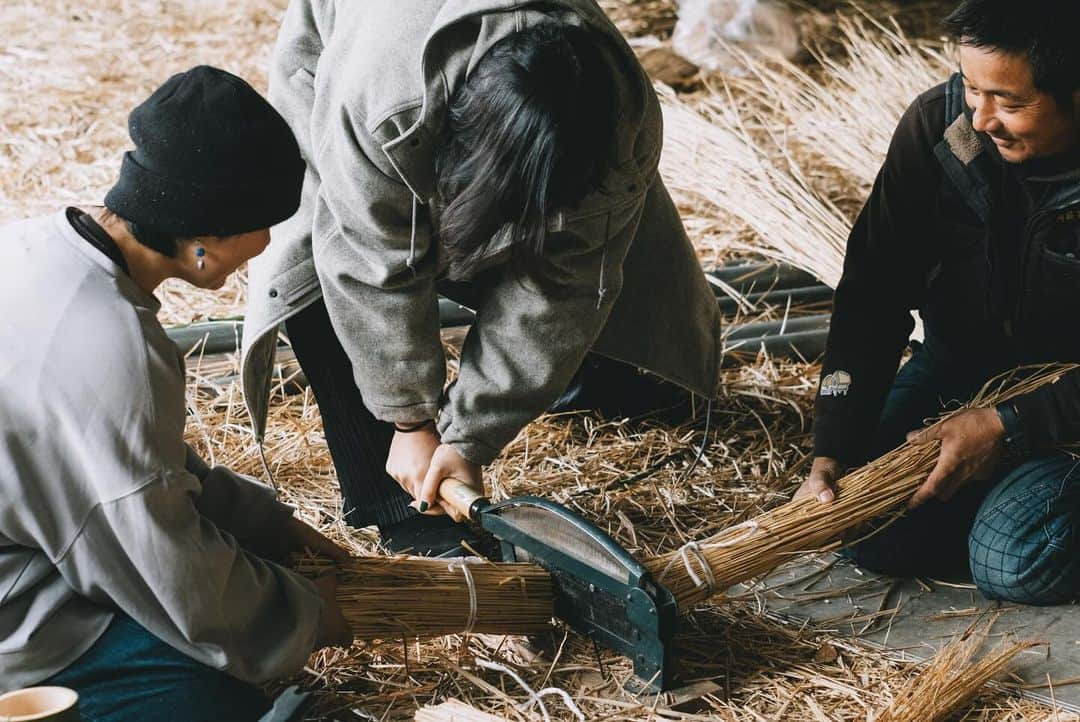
[959,44,1080,163]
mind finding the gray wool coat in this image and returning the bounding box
[241,0,723,465]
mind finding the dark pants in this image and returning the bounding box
[44,614,269,722]
[845,344,1080,605]
[286,298,690,529]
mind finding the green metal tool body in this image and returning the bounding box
[438,479,678,690]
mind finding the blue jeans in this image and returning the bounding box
[44,614,270,722]
[844,345,1080,605]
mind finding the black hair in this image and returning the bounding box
[98,208,181,257]
[128,221,180,257]
[944,0,1080,108]
[435,23,617,277]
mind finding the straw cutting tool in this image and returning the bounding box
[438,479,679,690]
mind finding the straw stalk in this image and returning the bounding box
[414,699,507,722]
[875,618,1041,722]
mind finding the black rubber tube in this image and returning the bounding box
[721,327,829,365]
[706,261,820,294]
[724,313,830,341]
[716,284,834,314]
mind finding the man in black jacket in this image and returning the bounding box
[796,0,1080,604]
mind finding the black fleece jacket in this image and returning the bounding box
[814,76,1080,465]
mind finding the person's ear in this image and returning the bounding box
[173,237,209,277]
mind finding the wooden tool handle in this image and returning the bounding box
[437,477,484,520]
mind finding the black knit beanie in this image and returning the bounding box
[105,65,304,238]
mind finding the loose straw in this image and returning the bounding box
[477,660,586,722]
[877,616,1041,722]
[646,364,1078,606]
[414,699,506,722]
[295,555,554,640]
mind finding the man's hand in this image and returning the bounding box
[284,516,351,563]
[416,444,483,522]
[386,423,441,504]
[906,407,1004,510]
[794,456,845,503]
[312,574,353,649]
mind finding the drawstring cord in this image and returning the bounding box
[596,247,608,310]
[407,194,419,276]
[596,211,610,310]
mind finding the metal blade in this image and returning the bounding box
[477,497,636,586]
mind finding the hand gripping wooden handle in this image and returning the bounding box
[437,477,484,520]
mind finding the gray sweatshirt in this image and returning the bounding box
[0,212,323,692]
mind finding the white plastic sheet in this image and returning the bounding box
[671,0,801,72]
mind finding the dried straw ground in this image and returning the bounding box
[3,0,1075,719]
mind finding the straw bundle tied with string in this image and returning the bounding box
[294,555,554,640]
[645,364,1078,606]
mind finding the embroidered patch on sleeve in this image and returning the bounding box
[820,370,852,397]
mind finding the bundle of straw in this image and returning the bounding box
[658,17,950,289]
[646,365,1077,606]
[296,556,554,640]
[875,618,1040,722]
[746,14,951,189]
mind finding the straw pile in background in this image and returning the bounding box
[599,0,677,38]
[294,556,554,640]
[658,14,952,286]
[0,0,283,327]
[659,81,853,285]
[9,0,1077,719]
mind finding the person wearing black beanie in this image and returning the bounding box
[105,64,305,241]
[0,66,352,721]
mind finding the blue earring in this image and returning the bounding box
[195,246,206,271]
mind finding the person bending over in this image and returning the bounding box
[241,0,725,556]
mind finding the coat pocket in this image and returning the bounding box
[272,256,320,306]
[1028,211,1080,312]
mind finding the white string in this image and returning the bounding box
[706,519,760,548]
[407,193,418,274]
[256,441,277,492]
[477,660,586,722]
[447,558,480,636]
[656,521,760,596]
[657,541,715,595]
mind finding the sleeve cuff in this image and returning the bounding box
[369,400,441,425]
[441,436,500,466]
[1011,390,1054,449]
[813,414,875,467]
[202,467,295,540]
[437,414,500,465]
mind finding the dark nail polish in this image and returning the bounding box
[418,501,429,513]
